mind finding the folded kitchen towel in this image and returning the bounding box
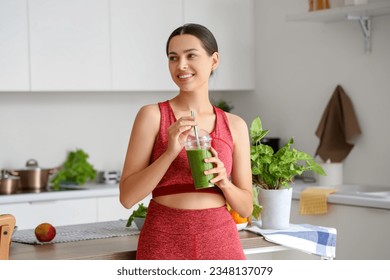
[315,85,362,162]
[299,187,337,215]
[246,222,337,259]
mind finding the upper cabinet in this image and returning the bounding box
[111,0,255,91]
[110,0,182,91]
[184,0,255,91]
[0,0,255,92]
[0,0,30,91]
[29,0,111,91]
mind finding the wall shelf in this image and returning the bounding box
[286,1,390,52]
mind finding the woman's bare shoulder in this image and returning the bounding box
[132,104,161,135]
[136,104,160,122]
[225,112,249,134]
[138,103,160,116]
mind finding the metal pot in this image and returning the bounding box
[0,170,20,195]
[5,159,58,192]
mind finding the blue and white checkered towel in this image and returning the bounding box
[246,222,337,259]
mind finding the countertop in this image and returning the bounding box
[9,230,286,260]
[292,180,390,210]
[2,181,389,209]
[0,183,118,204]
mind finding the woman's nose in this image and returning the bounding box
[178,60,188,70]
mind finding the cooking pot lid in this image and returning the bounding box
[17,159,52,171]
[1,169,19,180]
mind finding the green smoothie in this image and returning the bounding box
[186,149,215,189]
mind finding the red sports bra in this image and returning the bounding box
[151,101,233,198]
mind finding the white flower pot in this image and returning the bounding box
[317,162,343,186]
[259,188,292,230]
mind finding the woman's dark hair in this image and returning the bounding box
[166,23,218,57]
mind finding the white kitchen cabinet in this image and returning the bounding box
[0,0,30,91]
[110,0,183,91]
[28,0,111,91]
[1,0,255,92]
[183,0,255,90]
[96,196,129,222]
[96,195,151,222]
[0,189,152,229]
[1,197,97,230]
[289,200,390,259]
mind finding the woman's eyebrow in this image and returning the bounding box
[168,48,199,56]
[183,48,199,53]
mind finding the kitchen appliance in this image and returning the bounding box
[260,137,280,152]
[98,170,121,184]
[5,159,58,192]
[0,214,16,260]
[0,170,20,195]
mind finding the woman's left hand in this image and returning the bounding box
[204,147,230,189]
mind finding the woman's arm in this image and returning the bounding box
[206,114,253,217]
[119,104,195,209]
[119,105,164,208]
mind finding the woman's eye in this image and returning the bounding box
[169,56,178,61]
[188,54,196,59]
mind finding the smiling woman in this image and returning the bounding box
[119,23,253,260]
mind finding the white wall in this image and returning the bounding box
[0,91,173,172]
[225,0,390,187]
[0,90,223,172]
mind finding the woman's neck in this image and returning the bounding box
[172,91,213,115]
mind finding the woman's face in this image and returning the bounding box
[167,34,218,92]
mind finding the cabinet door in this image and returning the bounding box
[97,195,151,222]
[1,198,97,230]
[28,0,110,91]
[96,196,129,222]
[184,0,255,90]
[290,200,390,259]
[0,0,29,91]
[110,0,183,91]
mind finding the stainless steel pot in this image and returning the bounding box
[0,170,20,195]
[6,159,58,192]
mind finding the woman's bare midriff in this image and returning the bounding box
[153,192,226,210]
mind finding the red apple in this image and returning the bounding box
[34,223,56,242]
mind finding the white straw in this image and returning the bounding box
[191,110,201,149]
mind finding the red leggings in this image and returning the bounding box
[136,199,246,260]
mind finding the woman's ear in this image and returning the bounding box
[211,52,219,71]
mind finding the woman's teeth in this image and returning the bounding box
[179,74,193,79]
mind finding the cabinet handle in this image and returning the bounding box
[29,200,57,205]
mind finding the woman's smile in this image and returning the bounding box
[178,73,194,79]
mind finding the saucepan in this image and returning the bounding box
[0,170,20,195]
[5,159,58,192]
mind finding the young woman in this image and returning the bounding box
[119,23,252,260]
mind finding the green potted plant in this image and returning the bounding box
[126,203,148,230]
[250,116,325,229]
[51,149,97,189]
[212,99,234,112]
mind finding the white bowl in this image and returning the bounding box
[133,217,145,230]
[236,222,248,231]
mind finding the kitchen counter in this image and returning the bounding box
[3,181,390,210]
[9,230,286,260]
[0,183,133,230]
[292,181,390,210]
[0,183,118,205]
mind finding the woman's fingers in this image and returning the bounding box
[166,116,196,155]
[205,148,228,185]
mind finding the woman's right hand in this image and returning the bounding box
[166,116,196,157]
